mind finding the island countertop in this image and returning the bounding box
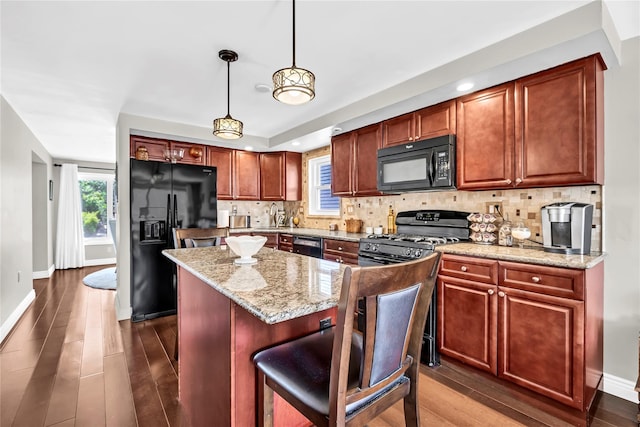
[163,246,347,324]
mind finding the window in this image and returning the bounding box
[79,172,116,244]
[308,155,340,217]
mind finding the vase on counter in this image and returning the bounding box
[498,215,513,247]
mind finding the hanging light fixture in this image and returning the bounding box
[272,0,315,105]
[213,49,243,139]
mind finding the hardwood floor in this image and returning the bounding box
[1,267,636,426]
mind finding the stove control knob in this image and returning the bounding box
[364,243,371,250]
[405,248,413,256]
[414,249,423,258]
[372,244,379,252]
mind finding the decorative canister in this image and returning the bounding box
[135,146,149,160]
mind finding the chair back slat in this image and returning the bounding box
[173,227,229,248]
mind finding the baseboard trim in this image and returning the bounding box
[32,264,55,279]
[0,290,36,344]
[84,258,116,267]
[603,372,639,403]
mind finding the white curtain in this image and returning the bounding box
[55,164,85,269]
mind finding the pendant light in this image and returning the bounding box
[272,0,315,105]
[213,49,243,139]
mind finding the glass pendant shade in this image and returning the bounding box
[272,66,315,105]
[213,114,243,139]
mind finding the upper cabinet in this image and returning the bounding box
[331,123,382,197]
[232,150,260,200]
[457,54,604,191]
[514,55,604,187]
[382,100,456,148]
[130,136,205,165]
[456,83,515,190]
[260,151,302,201]
[207,146,233,200]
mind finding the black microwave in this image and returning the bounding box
[377,134,456,193]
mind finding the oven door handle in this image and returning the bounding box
[358,253,409,265]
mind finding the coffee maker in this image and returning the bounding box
[541,202,593,254]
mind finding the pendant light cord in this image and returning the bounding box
[292,0,296,67]
[226,60,231,117]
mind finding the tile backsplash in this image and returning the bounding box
[222,184,602,252]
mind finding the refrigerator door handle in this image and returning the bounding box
[173,194,178,228]
[166,193,172,229]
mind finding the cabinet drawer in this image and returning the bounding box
[323,253,358,265]
[440,254,498,285]
[323,239,359,255]
[278,234,293,245]
[499,261,584,300]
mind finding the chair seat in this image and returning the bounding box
[254,327,409,419]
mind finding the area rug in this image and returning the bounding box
[82,267,117,290]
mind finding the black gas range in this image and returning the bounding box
[357,210,470,367]
[358,210,470,265]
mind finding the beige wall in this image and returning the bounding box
[0,97,53,338]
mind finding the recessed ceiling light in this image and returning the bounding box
[332,127,342,133]
[292,141,300,146]
[244,146,254,151]
[254,83,272,93]
[456,82,474,92]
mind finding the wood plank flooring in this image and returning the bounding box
[1,267,636,426]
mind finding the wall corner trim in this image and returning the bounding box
[0,289,36,344]
[32,264,55,279]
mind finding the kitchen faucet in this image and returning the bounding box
[269,202,277,227]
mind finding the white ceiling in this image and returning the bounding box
[1,1,638,163]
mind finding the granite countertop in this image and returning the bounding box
[436,242,606,269]
[163,246,347,324]
[229,226,367,242]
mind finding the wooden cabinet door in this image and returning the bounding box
[438,275,497,374]
[456,83,515,190]
[130,136,168,161]
[260,152,285,201]
[498,287,584,409]
[284,152,302,201]
[233,150,260,200]
[415,100,456,140]
[331,132,354,196]
[352,123,382,196]
[171,142,205,165]
[515,55,604,187]
[382,113,415,147]
[207,146,233,200]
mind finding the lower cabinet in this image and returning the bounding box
[322,239,359,265]
[278,233,293,253]
[438,253,603,412]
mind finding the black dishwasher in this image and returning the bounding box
[292,236,322,259]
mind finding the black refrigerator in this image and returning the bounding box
[130,159,217,321]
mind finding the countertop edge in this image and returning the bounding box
[436,244,607,269]
[229,227,366,242]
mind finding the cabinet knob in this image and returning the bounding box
[515,178,523,185]
[338,246,343,251]
[409,137,414,141]
[498,291,506,297]
[531,276,541,283]
[289,249,293,253]
[488,289,495,295]
[460,266,468,272]
[505,179,512,185]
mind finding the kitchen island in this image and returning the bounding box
[162,245,346,427]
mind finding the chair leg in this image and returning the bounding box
[403,364,420,427]
[256,371,274,427]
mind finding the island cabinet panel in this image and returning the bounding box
[207,146,233,199]
[233,150,260,200]
[177,267,337,427]
[382,100,456,147]
[515,55,605,187]
[437,254,604,415]
[456,82,515,190]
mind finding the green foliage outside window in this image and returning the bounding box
[80,180,107,237]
